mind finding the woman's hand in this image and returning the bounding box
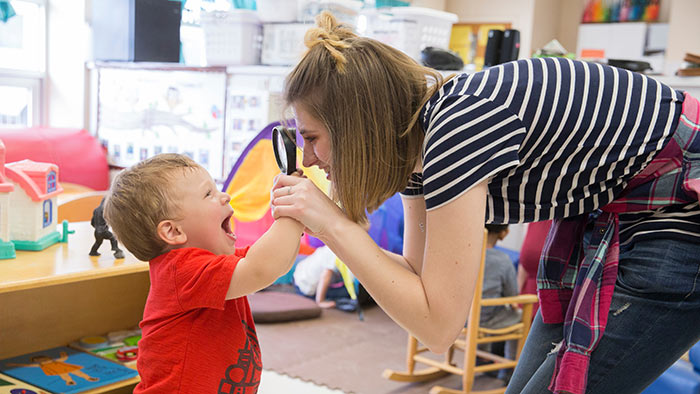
[270,174,348,240]
[270,169,304,214]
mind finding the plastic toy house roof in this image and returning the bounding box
[0,140,14,193]
[5,159,63,202]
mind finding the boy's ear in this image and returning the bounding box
[157,220,187,246]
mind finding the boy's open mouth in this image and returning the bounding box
[221,213,236,241]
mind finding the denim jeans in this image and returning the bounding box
[506,236,700,394]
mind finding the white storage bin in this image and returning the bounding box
[299,0,364,29]
[363,7,458,62]
[201,10,262,66]
[261,23,311,66]
[257,0,299,22]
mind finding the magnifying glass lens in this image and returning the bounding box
[272,126,297,175]
[276,135,288,170]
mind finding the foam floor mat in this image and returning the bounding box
[256,305,507,394]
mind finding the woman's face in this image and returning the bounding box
[294,104,333,180]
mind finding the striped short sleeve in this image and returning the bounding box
[400,172,424,197]
[422,94,526,211]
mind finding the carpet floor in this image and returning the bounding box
[255,301,507,394]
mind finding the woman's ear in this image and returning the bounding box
[157,220,187,246]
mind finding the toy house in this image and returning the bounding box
[0,139,16,259]
[5,158,64,251]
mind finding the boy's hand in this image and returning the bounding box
[271,176,349,240]
[274,170,306,235]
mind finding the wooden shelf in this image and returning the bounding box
[1,221,150,387]
[0,222,148,294]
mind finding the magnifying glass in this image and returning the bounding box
[272,125,297,175]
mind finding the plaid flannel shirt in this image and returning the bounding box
[537,92,700,394]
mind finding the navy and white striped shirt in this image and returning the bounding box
[402,57,698,243]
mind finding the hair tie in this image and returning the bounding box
[303,11,356,73]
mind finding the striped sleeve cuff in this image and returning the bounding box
[400,172,424,196]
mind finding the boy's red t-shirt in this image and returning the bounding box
[134,247,259,394]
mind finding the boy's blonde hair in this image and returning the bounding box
[103,153,201,261]
[284,11,444,223]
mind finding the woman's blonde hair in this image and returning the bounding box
[284,11,443,223]
[103,153,201,261]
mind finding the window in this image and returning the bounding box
[42,199,51,227]
[0,0,46,128]
[46,170,56,192]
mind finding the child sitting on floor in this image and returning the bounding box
[103,153,304,393]
[293,245,350,308]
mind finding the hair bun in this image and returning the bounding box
[304,11,356,72]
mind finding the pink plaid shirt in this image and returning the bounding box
[538,92,700,394]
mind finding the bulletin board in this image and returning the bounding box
[95,67,227,179]
[449,22,512,71]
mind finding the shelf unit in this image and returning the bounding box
[0,221,149,393]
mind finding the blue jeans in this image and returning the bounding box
[506,236,700,394]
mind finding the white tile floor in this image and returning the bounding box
[259,370,345,394]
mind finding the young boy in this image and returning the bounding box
[103,153,304,393]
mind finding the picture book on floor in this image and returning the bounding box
[68,329,141,369]
[0,347,137,394]
[0,372,52,394]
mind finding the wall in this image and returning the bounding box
[499,223,527,252]
[446,0,536,59]
[556,0,585,54]
[45,0,444,131]
[447,0,675,61]
[666,0,700,72]
[560,0,672,60]
[531,0,562,55]
[46,0,89,129]
[412,0,446,10]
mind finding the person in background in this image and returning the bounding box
[293,245,349,308]
[104,153,304,394]
[271,11,700,394]
[481,224,520,329]
[479,224,520,383]
[516,220,552,318]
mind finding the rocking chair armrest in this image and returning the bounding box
[480,294,538,307]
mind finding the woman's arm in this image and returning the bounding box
[367,196,426,275]
[272,176,488,353]
[399,195,427,275]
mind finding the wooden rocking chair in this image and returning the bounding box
[383,231,538,394]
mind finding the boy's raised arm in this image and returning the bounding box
[225,217,304,299]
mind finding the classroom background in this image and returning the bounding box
[1,0,700,393]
